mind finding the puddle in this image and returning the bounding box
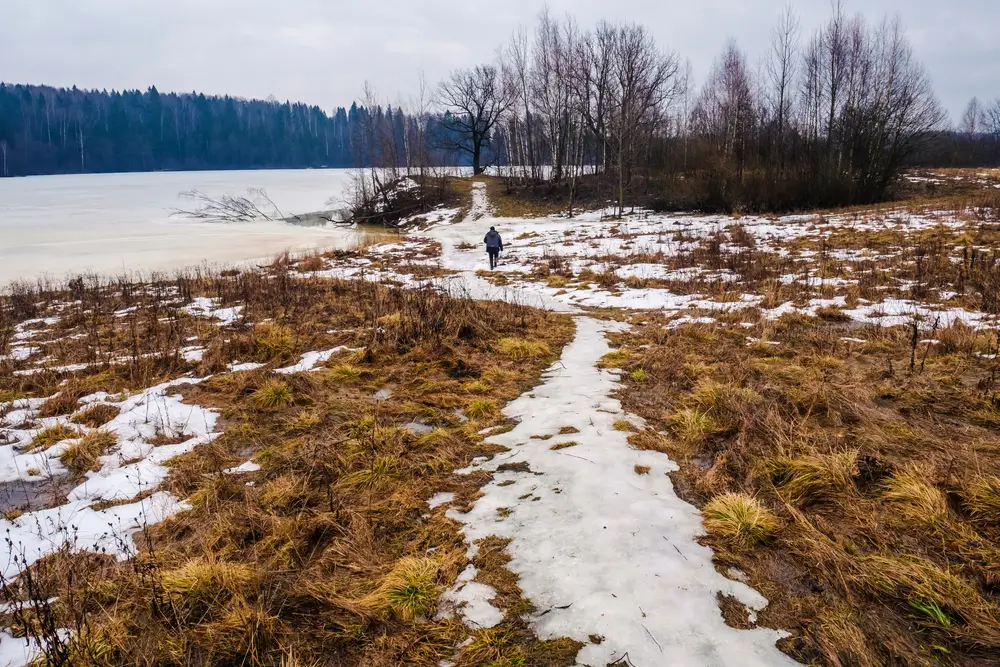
[0,477,72,514]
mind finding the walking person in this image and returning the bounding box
[484,226,503,270]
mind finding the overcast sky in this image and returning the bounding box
[3,0,997,123]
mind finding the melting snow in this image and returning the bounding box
[436,565,504,629]
[274,346,360,374]
[447,317,795,666]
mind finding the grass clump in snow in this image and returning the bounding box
[31,423,81,450]
[549,441,578,451]
[37,390,82,418]
[496,338,550,359]
[71,403,120,428]
[59,430,117,473]
[702,492,780,547]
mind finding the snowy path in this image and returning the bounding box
[430,186,797,665]
[448,317,796,666]
[464,181,490,221]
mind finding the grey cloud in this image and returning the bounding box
[2,0,996,120]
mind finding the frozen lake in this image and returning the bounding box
[0,169,363,284]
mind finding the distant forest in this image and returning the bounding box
[0,83,471,177]
[2,79,997,183]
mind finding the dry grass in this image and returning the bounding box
[614,313,1000,664]
[883,468,950,528]
[702,492,780,548]
[30,423,81,450]
[367,556,440,621]
[70,403,120,428]
[769,450,859,503]
[251,323,296,361]
[0,268,576,667]
[465,399,498,420]
[37,390,81,418]
[965,475,1000,526]
[496,338,551,359]
[248,380,295,412]
[59,430,116,474]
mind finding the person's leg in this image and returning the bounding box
[489,251,497,269]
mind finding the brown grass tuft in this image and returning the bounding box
[70,403,120,428]
[496,338,551,359]
[770,450,859,503]
[59,430,117,473]
[703,492,780,548]
[248,380,295,412]
[883,469,949,528]
[31,423,81,450]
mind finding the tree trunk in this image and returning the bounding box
[473,139,483,175]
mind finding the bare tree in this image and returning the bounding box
[765,5,800,168]
[504,25,539,181]
[693,41,759,180]
[985,99,1000,138]
[607,23,680,214]
[437,64,514,175]
[961,97,983,138]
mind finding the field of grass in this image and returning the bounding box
[0,262,577,666]
[606,309,1000,665]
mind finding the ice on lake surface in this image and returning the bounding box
[0,169,361,283]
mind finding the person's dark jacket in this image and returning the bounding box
[484,230,503,252]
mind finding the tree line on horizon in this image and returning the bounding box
[0,83,476,179]
[3,2,1000,214]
